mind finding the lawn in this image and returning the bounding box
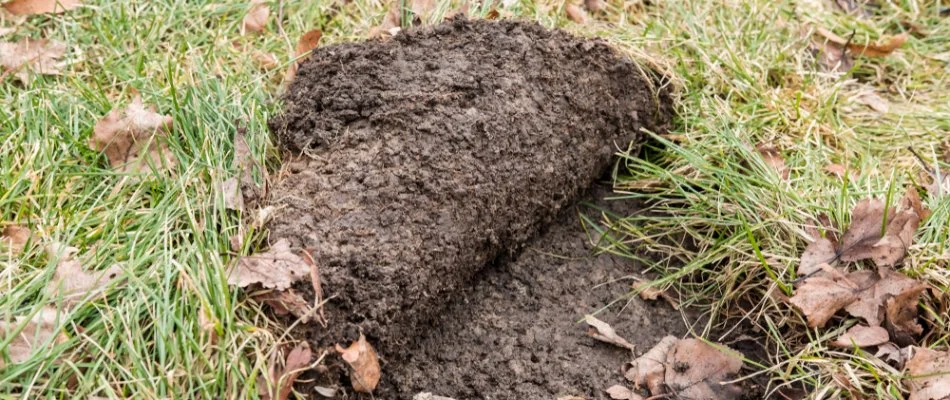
[1,0,948,398]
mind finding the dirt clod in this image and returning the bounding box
[267,18,673,395]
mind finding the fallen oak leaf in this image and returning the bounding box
[625,335,677,394]
[240,0,269,35]
[45,257,124,307]
[830,324,889,348]
[789,264,860,327]
[0,306,67,368]
[885,284,927,347]
[664,339,744,400]
[0,38,67,83]
[876,343,911,367]
[336,333,381,393]
[905,347,950,400]
[2,0,81,15]
[88,94,176,173]
[227,239,310,290]
[584,315,635,351]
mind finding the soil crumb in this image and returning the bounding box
[266,18,673,396]
[380,185,685,399]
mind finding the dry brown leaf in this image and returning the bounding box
[837,197,920,267]
[876,343,910,367]
[0,38,67,82]
[0,306,67,368]
[824,163,858,181]
[251,50,278,70]
[633,281,679,310]
[2,0,81,15]
[89,95,176,173]
[253,289,311,322]
[845,269,922,326]
[811,38,853,73]
[664,339,744,399]
[902,186,930,221]
[565,4,588,24]
[830,324,889,348]
[46,257,123,306]
[799,237,836,276]
[241,0,269,35]
[815,28,909,57]
[275,343,311,400]
[228,239,309,290]
[885,284,927,346]
[858,91,889,114]
[336,333,381,393]
[905,347,950,400]
[283,29,322,84]
[584,315,635,351]
[605,385,643,400]
[585,0,606,13]
[1,224,31,254]
[755,143,789,180]
[789,266,860,327]
[220,177,244,212]
[625,335,677,394]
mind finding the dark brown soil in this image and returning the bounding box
[266,18,674,398]
[379,185,685,399]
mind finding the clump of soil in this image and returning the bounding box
[267,18,673,395]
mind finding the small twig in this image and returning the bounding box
[276,0,286,37]
[907,146,935,176]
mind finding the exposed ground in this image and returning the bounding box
[379,185,686,399]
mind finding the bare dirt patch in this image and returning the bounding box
[266,18,674,397]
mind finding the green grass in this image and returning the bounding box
[1,0,947,398]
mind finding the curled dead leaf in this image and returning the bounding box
[633,281,679,310]
[267,342,312,400]
[905,347,950,400]
[0,306,67,368]
[755,143,789,180]
[336,333,381,393]
[824,163,858,181]
[0,38,67,83]
[845,269,922,326]
[830,324,889,348]
[584,315,635,350]
[625,335,677,394]
[3,0,81,15]
[585,0,606,13]
[283,29,322,84]
[241,0,269,35]
[885,284,927,347]
[664,339,744,399]
[565,3,588,24]
[876,343,910,367]
[88,95,176,173]
[227,239,310,290]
